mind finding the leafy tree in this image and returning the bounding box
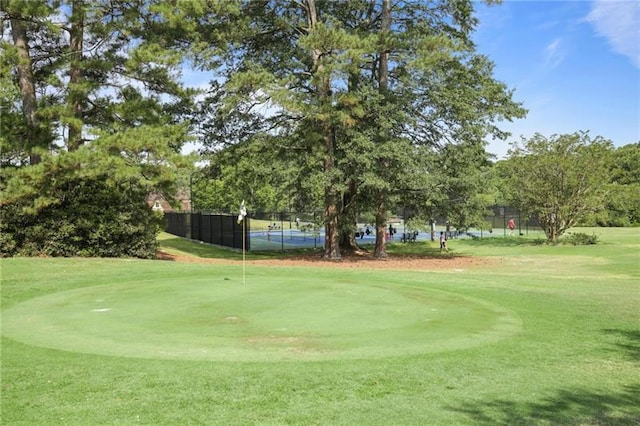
[0,170,163,258]
[192,135,303,214]
[502,132,613,243]
[428,142,497,232]
[610,143,640,186]
[332,0,525,256]
[196,0,353,258]
[580,142,640,227]
[197,0,525,259]
[0,0,194,257]
[609,143,640,226]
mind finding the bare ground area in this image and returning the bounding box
[156,249,497,271]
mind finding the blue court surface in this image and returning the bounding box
[247,228,492,251]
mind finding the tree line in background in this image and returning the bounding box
[191,134,639,243]
[1,1,638,258]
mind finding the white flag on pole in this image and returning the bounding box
[237,200,247,224]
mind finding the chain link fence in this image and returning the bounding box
[164,206,541,252]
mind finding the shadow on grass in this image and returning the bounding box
[158,235,465,262]
[449,384,640,425]
[157,235,322,261]
[460,236,548,248]
[603,328,640,362]
[356,242,467,260]
[158,236,241,260]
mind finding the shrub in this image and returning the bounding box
[0,176,162,258]
[562,232,599,246]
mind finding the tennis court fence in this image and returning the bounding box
[164,212,249,251]
[164,206,540,252]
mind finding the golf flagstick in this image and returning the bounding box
[242,218,246,285]
[238,200,247,285]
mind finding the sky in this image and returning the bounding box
[473,0,640,158]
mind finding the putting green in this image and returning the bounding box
[1,276,521,361]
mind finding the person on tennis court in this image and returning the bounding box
[508,218,516,236]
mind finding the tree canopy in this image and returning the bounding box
[12,1,635,258]
[194,0,526,258]
[1,0,195,257]
[500,132,614,243]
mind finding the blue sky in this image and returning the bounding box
[473,0,640,158]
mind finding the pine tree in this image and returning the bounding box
[0,0,198,257]
[196,0,526,259]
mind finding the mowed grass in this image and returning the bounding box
[1,228,638,425]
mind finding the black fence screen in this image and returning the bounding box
[164,212,249,251]
[164,206,539,252]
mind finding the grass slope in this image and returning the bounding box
[1,228,638,425]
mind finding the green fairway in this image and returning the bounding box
[1,228,639,424]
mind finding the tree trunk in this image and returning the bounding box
[373,0,391,258]
[378,0,391,93]
[304,0,340,259]
[67,0,85,151]
[337,61,366,254]
[322,123,341,259]
[373,194,388,258]
[541,213,561,243]
[339,179,361,253]
[323,180,341,259]
[10,16,41,165]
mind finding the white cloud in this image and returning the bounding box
[544,38,565,68]
[586,0,640,68]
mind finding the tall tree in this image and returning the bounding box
[197,0,350,258]
[197,0,525,259]
[372,0,392,258]
[1,0,199,257]
[334,1,525,256]
[2,0,59,164]
[502,132,613,243]
[307,0,341,258]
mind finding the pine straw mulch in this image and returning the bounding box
[156,248,497,271]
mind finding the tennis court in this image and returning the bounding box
[165,209,543,252]
[247,225,508,250]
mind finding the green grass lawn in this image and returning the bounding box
[1,228,638,425]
